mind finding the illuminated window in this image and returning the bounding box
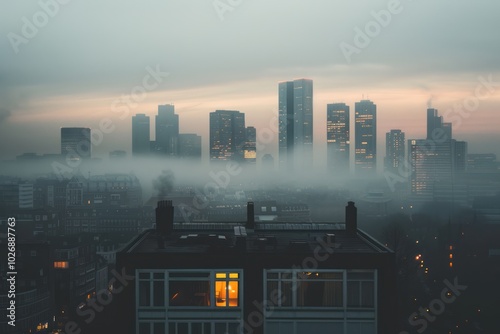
[216,272,239,307]
[53,261,69,269]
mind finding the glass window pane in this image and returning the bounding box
[228,281,238,307]
[168,323,175,334]
[267,272,278,279]
[139,323,150,334]
[227,323,239,334]
[154,322,165,334]
[347,281,360,307]
[170,272,210,278]
[361,281,375,307]
[139,272,149,279]
[192,323,202,334]
[178,323,188,334]
[215,323,226,334]
[153,281,165,306]
[215,281,227,307]
[347,272,373,280]
[169,281,210,306]
[216,273,227,279]
[153,273,164,280]
[139,281,151,306]
[281,281,292,307]
[204,323,211,334]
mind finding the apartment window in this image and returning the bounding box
[169,272,210,307]
[297,272,343,307]
[215,272,239,307]
[138,322,165,334]
[137,270,242,309]
[53,261,69,269]
[346,271,375,308]
[139,272,165,307]
[266,270,343,308]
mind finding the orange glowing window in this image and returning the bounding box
[215,272,239,307]
[54,261,69,269]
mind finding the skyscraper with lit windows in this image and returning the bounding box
[209,110,246,162]
[327,103,350,175]
[385,129,405,173]
[355,100,377,175]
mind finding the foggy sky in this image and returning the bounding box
[1,0,500,162]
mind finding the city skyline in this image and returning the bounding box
[1,2,500,162]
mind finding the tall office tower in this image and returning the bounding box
[327,103,350,175]
[278,78,313,172]
[410,108,468,200]
[156,104,179,156]
[427,108,452,141]
[262,154,275,171]
[178,134,202,160]
[244,126,257,165]
[385,129,405,173]
[354,100,377,175]
[209,110,246,162]
[61,127,91,160]
[132,114,150,156]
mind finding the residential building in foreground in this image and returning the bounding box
[115,201,397,334]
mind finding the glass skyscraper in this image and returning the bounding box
[156,104,179,156]
[132,114,150,156]
[327,103,350,175]
[278,78,313,172]
[355,100,377,175]
[60,127,91,160]
[209,110,246,162]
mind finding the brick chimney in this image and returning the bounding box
[246,202,255,230]
[346,201,357,235]
[156,200,174,235]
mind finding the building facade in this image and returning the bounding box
[61,127,91,160]
[209,110,246,162]
[156,105,179,156]
[385,129,405,173]
[327,103,350,175]
[354,100,376,175]
[278,79,313,172]
[132,114,151,156]
[115,201,397,334]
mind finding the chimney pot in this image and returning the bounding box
[346,201,357,235]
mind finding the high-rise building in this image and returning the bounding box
[61,127,91,160]
[427,108,451,141]
[156,104,179,156]
[327,103,350,175]
[178,134,202,160]
[244,126,257,165]
[278,79,313,171]
[210,110,246,162]
[410,108,468,200]
[132,114,150,156]
[355,100,377,175]
[385,130,405,173]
